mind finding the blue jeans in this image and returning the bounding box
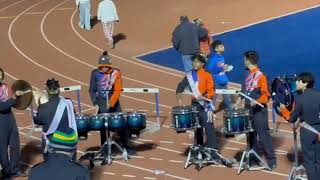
[79,1,91,30]
[181,55,193,72]
[212,83,233,110]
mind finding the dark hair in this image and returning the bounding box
[244,50,259,65]
[211,40,223,50]
[180,16,189,23]
[298,72,315,88]
[102,51,108,56]
[0,68,4,80]
[192,54,206,64]
[46,78,60,94]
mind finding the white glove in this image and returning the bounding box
[207,110,216,123]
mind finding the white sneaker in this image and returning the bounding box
[78,22,84,29]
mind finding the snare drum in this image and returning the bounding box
[90,115,106,130]
[106,113,127,132]
[127,112,146,133]
[76,114,91,131]
[223,109,251,134]
[171,106,198,133]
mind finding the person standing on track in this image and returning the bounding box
[89,51,135,155]
[172,16,208,72]
[76,0,91,30]
[97,0,119,49]
[235,51,277,170]
[193,19,212,59]
[206,40,233,111]
[33,79,78,161]
[280,72,320,180]
[0,68,26,179]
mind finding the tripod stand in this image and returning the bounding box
[79,128,128,167]
[288,124,307,180]
[237,131,271,174]
[184,127,234,171]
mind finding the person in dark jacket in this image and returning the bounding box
[171,16,208,72]
[0,68,26,179]
[89,51,134,154]
[28,146,90,180]
[33,78,78,161]
[280,72,320,180]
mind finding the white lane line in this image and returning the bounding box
[131,155,145,159]
[169,160,184,163]
[149,157,163,161]
[144,177,156,180]
[81,107,95,113]
[138,139,154,142]
[103,172,116,175]
[122,174,136,178]
[0,8,75,19]
[159,141,174,144]
[0,0,26,13]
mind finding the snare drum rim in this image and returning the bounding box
[224,109,250,117]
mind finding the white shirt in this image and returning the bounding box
[97,0,119,23]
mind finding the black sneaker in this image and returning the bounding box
[1,169,11,179]
[221,158,234,168]
[267,163,277,171]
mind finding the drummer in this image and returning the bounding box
[33,78,78,160]
[0,68,26,178]
[89,51,135,155]
[176,54,231,166]
[279,72,320,180]
[235,51,277,170]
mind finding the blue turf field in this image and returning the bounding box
[137,7,320,88]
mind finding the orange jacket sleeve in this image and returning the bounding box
[256,74,270,104]
[206,73,215,99]
[109,71,122,107]
[280,106,291,121]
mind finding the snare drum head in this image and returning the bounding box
[172,105,194,114]
[224,108,250,117]
[271,76,295,115]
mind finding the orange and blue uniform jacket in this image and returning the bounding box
[176,68,215,101]
[89,67,122,108]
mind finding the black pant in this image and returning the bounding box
[300,124,320,180]
[0,113,20,175]
[249,106,276,165]
[98,101,130,147]
[193,102,218,150]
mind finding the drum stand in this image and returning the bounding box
[184,127,234,171]
[288,124,306,180]
[237,131,271,174]
[79,129,128,167]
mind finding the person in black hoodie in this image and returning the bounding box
[0,68,26,179]
[171,16,208,72]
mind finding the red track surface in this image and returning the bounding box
[1,0,319,179]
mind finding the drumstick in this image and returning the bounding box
[21,89,32,95]
[239,92,264,108]
[300,122,319,134]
